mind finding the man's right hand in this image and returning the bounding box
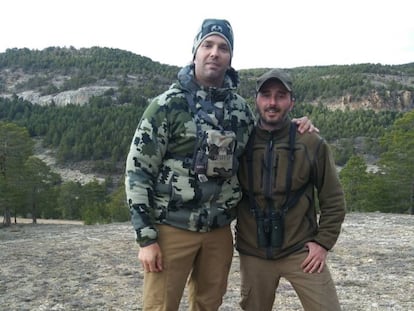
[138,242,163,272]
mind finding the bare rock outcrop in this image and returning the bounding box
[17,86,113,106]
[323,89,413,112]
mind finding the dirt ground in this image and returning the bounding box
[1,212,413,311]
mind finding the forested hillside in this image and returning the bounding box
[0,47,413,225]
[1,47,413,110]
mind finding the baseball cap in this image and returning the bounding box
[256,69,293,93]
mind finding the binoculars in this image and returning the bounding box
[256,210,284,248]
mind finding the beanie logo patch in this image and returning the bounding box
[211,25,223,33]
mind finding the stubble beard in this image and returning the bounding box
[257,108,288,131]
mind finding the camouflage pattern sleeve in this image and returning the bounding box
[125,94,169,246]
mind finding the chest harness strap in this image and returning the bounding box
[246,123,310,249]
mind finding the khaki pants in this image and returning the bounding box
[239,249,341,311]
[142,224,234,311]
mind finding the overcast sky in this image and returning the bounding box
[2,0,413,69]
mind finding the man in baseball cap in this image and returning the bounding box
[235,68,345,310]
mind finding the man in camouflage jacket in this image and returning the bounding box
[125,19,255,311]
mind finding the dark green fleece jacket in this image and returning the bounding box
[235,118,346,260]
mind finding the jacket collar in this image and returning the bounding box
[176,64,239,95]
[256,117,291,140]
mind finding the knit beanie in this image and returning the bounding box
[192,19,234,59]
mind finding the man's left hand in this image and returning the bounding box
[301,241,327,273]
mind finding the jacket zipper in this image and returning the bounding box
[265,135,274,259]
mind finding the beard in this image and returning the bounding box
[256,107,289,130]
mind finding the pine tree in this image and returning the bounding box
[0,122,33,225]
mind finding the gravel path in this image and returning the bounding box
[1,212,413,311]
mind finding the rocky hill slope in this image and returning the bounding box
[1,47,413,111]
[1,48,413,187]
[33,138,106,185]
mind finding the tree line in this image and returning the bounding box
[0,95,402,167]
[339,110,414,214]
[1,99,413,226]
[0,121,130,226]
[0,47,413,225]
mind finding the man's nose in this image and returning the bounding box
[209,46,219,57]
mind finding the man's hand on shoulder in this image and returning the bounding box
[292,116,320,134]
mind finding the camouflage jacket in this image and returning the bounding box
[125,65,255,246]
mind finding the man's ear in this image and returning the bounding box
[289,94,295,111]
[289,101,295,112]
